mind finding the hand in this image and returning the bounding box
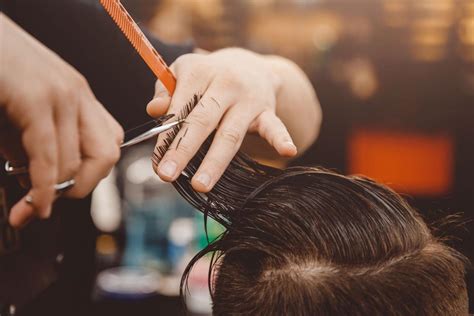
[147,48,299,193]
[0,14,124,227]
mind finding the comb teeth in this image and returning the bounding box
[100,0,176,94]
[153,94,201,165]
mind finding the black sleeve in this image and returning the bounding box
[3,0,194,129]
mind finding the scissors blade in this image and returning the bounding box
[120,119,184,149]
[123,114,175,138]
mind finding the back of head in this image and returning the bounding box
[210,169,468,315]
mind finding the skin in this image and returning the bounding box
[0,14,124,227]
[148,48,322,192]
[0,15,320,226]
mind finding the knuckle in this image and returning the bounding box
[174,141,194,158]
[52,82,73,101]
[187,68,201,82]
[97,145,121,168]
[62,158,81,178]
[218,73,243,90]
[57,74,88,100]
[106,146,121,165]
[188,110,212,129]
[72,73,89,90]
[181,64,206,84]
[24,134,56,165]
[203,156,225,172]
[256,98,273,111]
[218,127,242,147]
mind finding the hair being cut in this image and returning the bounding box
[154,96,468,315]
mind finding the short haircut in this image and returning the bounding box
[155,101,468,315]
[211,170,468,315]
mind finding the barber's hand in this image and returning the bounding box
[0,15,124,227]
[147,48,297,192]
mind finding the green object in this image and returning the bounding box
[195,212,225,250]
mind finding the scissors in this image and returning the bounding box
[120,113,183,148]
[4,114,184,191]
[4,0,183,194]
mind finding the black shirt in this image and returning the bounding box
[0,0,193,313]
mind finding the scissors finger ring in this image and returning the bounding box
[5,161,28,176]
[24,179,76,208]
[5,160,75,194]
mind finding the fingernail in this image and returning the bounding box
[195,173,211,188]
[159,160,177,179]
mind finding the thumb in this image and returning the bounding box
[147,80,171,118]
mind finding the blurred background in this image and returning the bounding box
[89,0,474,314]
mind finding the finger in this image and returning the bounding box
[191,105,253,192]
[154,82,235,182]
[54,100,81,183]
[151,63,213,173]
[160,59,213,119]
[8,196,35,228]
[9,118,58,227]
[146,97,170,118]
[255,111,297,157]
[147,80,171,118]
[64,102,121,198]
[147,60,183,118]
[64,155,115,198]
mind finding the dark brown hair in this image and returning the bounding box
[155,97,468,315]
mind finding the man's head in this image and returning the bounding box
[209,169,468,315]
[181,168,467,315]
[167,135,467,315]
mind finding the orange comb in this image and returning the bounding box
[100,0,176,95]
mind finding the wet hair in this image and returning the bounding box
[153,97,468,315]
